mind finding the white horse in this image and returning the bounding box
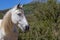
[0,4,29,40]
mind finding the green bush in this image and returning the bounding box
[0,13,3,19]
[18,0,60,40]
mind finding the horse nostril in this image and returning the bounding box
[25,25,29,31]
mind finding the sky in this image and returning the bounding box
[0,0,32,10]
[0,0,60,10]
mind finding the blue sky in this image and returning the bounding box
[0,0,60,10]
[0,0,32,10]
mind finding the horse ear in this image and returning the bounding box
[20,5,23,8]
[17,4,23,9]
[17,4,20,8]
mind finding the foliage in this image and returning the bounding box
[0,13,3,19]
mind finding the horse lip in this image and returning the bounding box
[21,28,29,33]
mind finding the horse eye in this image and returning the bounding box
[17,13,21,16]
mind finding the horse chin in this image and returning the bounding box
[21,28,29,33]
[21,30,27,33]
[20,28,28,33]
[21,29,25,32]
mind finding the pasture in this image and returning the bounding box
[0,0,60,40]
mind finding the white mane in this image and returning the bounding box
[0,10,18,40]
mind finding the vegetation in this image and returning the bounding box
[0,0,60,40]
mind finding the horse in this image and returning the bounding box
[0,4,29,40]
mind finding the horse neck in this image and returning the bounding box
[2,12,17,34]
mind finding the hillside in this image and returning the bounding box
[0,9,9,19]
[0,0,60,40]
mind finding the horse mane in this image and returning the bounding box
[1,10,18,40]
[1,10,18,34]
[1,11,14,33]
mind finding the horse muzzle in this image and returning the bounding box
[25,25,29,31]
